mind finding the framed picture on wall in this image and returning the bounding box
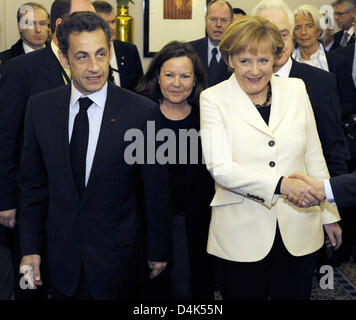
[143,0,207,57]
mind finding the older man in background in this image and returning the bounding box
[189,0,233,87]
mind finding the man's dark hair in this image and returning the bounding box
[17,2,50,24]
[136,41,207,107]
[50,0,71,34]
[233,8,246,15]
[92,0,113,14]
[57,11,111,58]
[206,0,233,20]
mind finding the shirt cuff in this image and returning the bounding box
[324,179,336,206]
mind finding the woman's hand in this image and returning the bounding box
[281,177,323,208]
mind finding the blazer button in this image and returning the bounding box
[269,161,275,167]
[268,140,275,147]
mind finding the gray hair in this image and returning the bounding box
[293,5,324,39]
[251,0,295,31]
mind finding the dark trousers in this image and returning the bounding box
[140,212,192,300]
[216,224,318,300]
[51,263,93,300]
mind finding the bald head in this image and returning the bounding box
[70,0,95,14]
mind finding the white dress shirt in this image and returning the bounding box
[274,57,293,77]
[324,180,336,206]
[69,82,108,185]
[22,41,44,54]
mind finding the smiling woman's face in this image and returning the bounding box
[159,56,195,106]
[229,49,274,102]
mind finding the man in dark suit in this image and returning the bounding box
[19,11,170,300]
[254,0,349,178]
[334,16,356,120]
[92,1,143,91]
[0,3,50,64]
[189,0,233,87]
[327,0,356,51]
[0,0,95,299]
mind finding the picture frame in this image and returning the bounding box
[143,0,207,57]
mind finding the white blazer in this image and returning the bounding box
[200,74,340,262]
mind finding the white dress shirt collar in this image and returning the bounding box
[71,81,108,110]
[22,41,44,54]
[274,57,293,78]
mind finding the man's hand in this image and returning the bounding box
[147,261,168,279]
[20,255,42,289]
[0,209,16,228]
[281,177,323,207]
[324,222,342,250]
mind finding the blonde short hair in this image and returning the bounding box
[293,5,323,38]
[219,15,284,66]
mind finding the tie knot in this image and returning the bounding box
[212,47,218,56]
[78,97,93,111]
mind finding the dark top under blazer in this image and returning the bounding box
[329,30,355,51]
[334,44,356,118]
[0,46,66,211]
[19,82,171,299]
[289,59,349,177]
[112,40,143,91]
[0,39,25,63]
[189,37,231,87]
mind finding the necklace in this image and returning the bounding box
[254,82,272,108]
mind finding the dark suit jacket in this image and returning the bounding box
[0,46,66,211]
[112,40,143,91]
[189,37,231,87]
[0,39,25,63]
[330,171,356,208]
[289,59,349,177]
[334,44,356,118]
[329,30,355,51]
[19,82,171,299]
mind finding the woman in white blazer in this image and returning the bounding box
[200,16,342,300]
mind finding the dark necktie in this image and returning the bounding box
[208,47,219,86]
[340,31,349,47]
[69,97,92,198]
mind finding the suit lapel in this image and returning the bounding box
[226,75,272,135]
[41,47,67,88]
[52,87,80,200]
[268,75,290,132]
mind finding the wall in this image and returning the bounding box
[0,0,334,71]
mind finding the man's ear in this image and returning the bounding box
[55,18,63,31]
[59,50,70,69]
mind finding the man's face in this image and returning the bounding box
[61,29,111,95]
[205,2,232,46]
[257,8,293,71]
[96,10,116,41]
[333,3,356,30]
[19,7,49,49]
